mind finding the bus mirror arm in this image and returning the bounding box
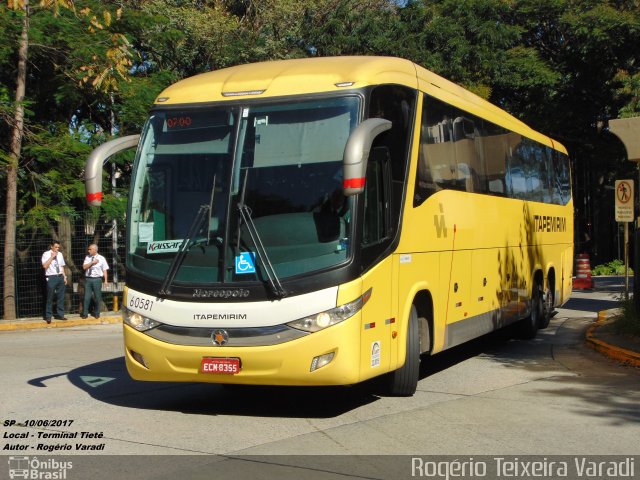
[342,118,392,196]
[85,134,140,207]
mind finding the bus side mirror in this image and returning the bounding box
[342,118,392,196]
[85,134,140,207]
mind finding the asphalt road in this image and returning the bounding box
[0,283,639,478]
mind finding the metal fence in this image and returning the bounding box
[0,213,126,319]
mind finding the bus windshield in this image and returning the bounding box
[127,96,360,287]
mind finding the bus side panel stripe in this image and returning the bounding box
[443,308,518,350]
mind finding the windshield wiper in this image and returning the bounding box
[237,203,287,299]
[158,203,210,297]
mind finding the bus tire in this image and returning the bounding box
[520,282,542,339]
[539,283,554,329]
[386,305,420,396]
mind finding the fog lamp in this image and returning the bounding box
[310,352,335,372]
[130,350,148,368]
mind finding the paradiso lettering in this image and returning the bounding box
[193,288,250,299]
[533,215,567,233]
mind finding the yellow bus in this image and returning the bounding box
[85,56,573,395]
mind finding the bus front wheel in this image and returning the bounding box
[385,305,420,396]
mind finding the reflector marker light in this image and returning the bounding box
[385,318,396,325]
[364,322,376,330]
[363,289,373,304]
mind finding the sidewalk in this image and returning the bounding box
[586,308,640,367]
[0,311,122,331]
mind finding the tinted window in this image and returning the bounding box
[415,94,571,207]
[415,96,485,206]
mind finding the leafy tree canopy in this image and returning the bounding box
[1,0,639,255]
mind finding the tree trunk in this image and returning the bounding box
[3,0,29,320]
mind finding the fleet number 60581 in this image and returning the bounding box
[129,295,154,311]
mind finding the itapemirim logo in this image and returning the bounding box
[8,456,73,479]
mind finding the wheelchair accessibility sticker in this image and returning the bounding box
[235,252,256,275]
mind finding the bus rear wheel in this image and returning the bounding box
[385,305,420,396]
[539,282,554,329]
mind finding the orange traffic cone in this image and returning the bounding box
[573,253,594,289]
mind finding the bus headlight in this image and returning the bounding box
[123,309,162,332]
[287,288,371,333]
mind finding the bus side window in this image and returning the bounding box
[414,96,450,206]
[415,95,486,206]
[507,141,528,199]
[540,146,554,203]
[452,115,482,193]
[369,85,415,213]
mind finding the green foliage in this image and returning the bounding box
[496,0,639,145]
[100,193,127,224]
[616,70,640,118]
[591,259,633,276]
[116,71,176,133]
[139,0,242,75]
[19,127,92,230]
[396,0,522,95]
[0,0,146,243]
[303,0,402,57]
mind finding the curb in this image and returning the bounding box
[0,315,122,331]
[586,309,640,368]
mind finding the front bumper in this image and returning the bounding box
[123,314,363,386]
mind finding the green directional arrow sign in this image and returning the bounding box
[80,376,116,388]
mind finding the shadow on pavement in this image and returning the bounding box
[28,356,381,418]
[25,317,640,422]
[561,296,620,312]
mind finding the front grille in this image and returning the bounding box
[145,324,308,346]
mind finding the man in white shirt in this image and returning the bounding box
[41,240,68,323]
[81,244,109,319]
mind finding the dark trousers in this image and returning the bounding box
[45,275,65,319]
[83,277,104,317]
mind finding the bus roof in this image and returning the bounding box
[155,56,566,154]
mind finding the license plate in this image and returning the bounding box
[200,357,241,374]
